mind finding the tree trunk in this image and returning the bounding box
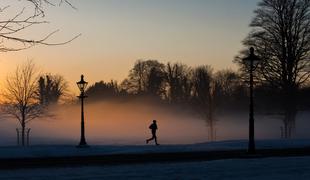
[21,112,26,147]
[21,122,25,146]
[283,85,297,138]
[207,93,216,141]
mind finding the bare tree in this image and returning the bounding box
[236,0,310,138]
[1,61,45,146]
[121,60,165,95]
[0,0,79,52]
[213,69,243,109]
[165,63,193,103]
[192,65,216,141]
[146,67,166,98]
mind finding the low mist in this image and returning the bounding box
[0,99,310,146]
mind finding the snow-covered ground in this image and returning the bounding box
[1,139,310,159]
[0,156,310,179]
[1,139,310,179]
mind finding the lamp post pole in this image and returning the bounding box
[243,47,260,154]
[79,90,87,146]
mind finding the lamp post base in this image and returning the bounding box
[76,143,90,148]
[247,149,255,154]
[76,140,89,148]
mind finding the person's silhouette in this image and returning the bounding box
[146,120,159,145]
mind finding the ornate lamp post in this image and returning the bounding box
[77,75,89,147]
[243,47,260,154]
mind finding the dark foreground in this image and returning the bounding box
[2,147,310,169]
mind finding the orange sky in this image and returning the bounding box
[0,0,260,92]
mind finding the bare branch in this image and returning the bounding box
[0,0,78,52]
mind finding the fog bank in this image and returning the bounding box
[0,100,310,146]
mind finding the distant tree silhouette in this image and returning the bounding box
[85,80,121,101]
[146,67,166,97]
[192,66,216,141]
[38,74,68,105]
[213,69,245,109]
[1,61,46,146]
[121,60,165,95]
[236,0,310,138]
[0,0,78,52]
[165,63,193,103]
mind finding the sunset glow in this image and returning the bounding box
[1,0,259,87]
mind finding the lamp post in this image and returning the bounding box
[243,47,260,154]
[77,75,89,147]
